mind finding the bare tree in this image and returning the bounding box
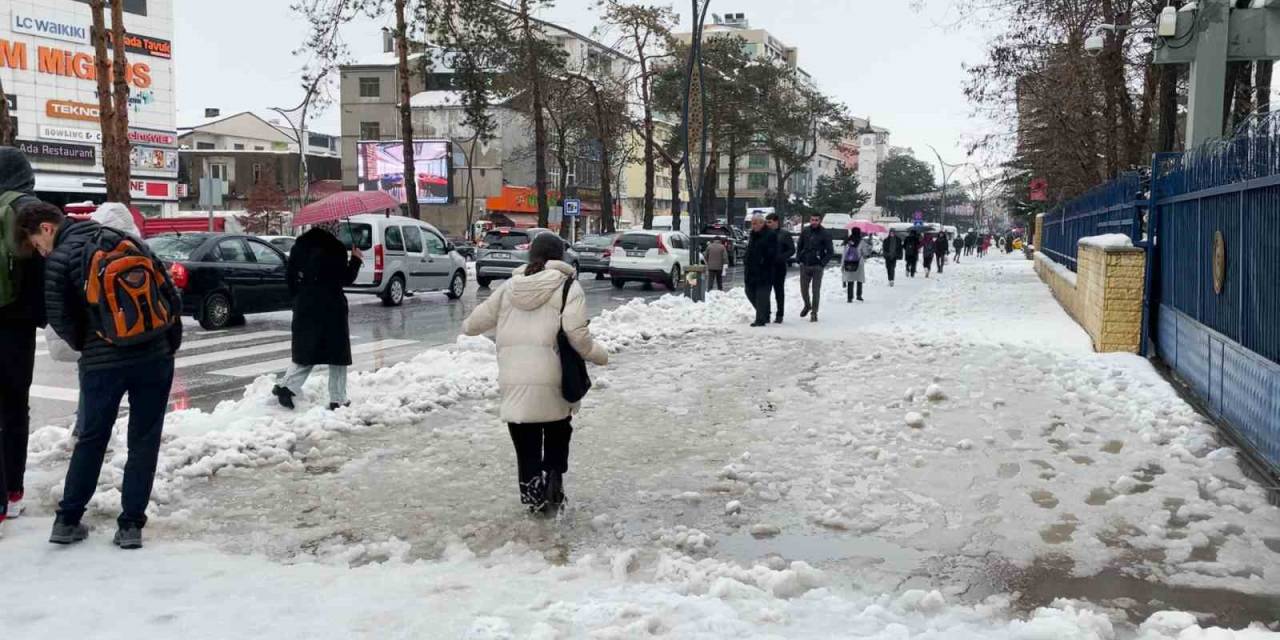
[89,0,131,203]
[394,0,421,218]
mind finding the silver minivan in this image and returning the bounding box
[339,213,468,306]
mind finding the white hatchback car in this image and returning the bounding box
[339,213,468,305]
[608,229,691,290]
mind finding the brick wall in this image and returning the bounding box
[1035,242,1145,353]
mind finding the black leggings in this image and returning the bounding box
[508,419,573,505]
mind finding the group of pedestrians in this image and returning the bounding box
[1,147,182,549]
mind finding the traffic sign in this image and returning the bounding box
[564,199,581,217]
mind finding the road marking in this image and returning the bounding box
[173,340,295,369]
[179,330,292,350]
[208,339,418,378]
[29,384,79,402]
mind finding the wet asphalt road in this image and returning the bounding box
[28,265,744,428]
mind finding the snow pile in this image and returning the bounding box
[1078,233,1136,249]
[24,337,503,518]
[3,524,1272,639]
[591,289,754,350]
[1036,250,1079,286]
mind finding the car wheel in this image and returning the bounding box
[446,270,466,300]
[478,277,493,289]
[595,271,606,280]
[199,292,233,330]
[611,278,626,289]
[665,265,682,291]
[381,274,406,307]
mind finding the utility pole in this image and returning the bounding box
[927,145,958,228]
[1186,0,1231,146]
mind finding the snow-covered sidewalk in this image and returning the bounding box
[4,253,1279,639]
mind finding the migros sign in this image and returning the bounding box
[0,39,152,89]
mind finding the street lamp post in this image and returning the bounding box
[682,0,712,300]
[927,144,959,228]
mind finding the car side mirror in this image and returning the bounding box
[445,243,455,253]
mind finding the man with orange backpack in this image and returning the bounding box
[17,203,183,550]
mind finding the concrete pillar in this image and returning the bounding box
[1186,0,1232,146]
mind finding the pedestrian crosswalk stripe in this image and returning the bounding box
[208,339,418,378]
[173,340,295,369]
[178,330,292,350]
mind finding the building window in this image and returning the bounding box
[209,163,228,181]
[360,122,381,140]
[252,163,263,184]
[234,143,245,150]
[255,146,265,151]
[196,142,215,150]
[74,0,147,16]
[748,153,769,169]
[359,77,381,98]
[748,173,769,190]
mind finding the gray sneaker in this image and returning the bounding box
[49,518,89,545]
[113,525,143,550]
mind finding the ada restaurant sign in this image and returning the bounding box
[16,139,95,164]
[11,13,89,46]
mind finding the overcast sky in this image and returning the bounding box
[175,0,995,180]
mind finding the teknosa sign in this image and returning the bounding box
[0,39,153,89]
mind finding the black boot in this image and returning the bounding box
[800,304,810,317]
[520,475,547,513]
[847,284,854,303]
[544,470,565,513]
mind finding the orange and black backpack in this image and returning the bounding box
[83,227,177,346]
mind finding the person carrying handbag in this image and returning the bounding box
[463,233,608,514]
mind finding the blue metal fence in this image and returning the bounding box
[1038,120,1280,478]
[1149,123,1280,478]
[1040,172,1144,272]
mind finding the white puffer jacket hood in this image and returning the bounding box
[90,202,141,238]
[462,260,608,424]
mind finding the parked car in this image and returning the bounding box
[475,228,580,288]
[337,213,468,306]
[445,235,477,261]
[147,233,292,330]
[573,234,617,279]
[700,223,747,265]
[608,230,691,290]
[259,235,296,255]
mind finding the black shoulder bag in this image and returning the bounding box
[557,278,593,403]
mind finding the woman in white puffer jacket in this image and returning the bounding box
[463,233,608,513]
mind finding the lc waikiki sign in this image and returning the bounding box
[0,40,152,89]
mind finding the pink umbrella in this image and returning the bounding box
[292,190,401,227]
[845,220,888,234]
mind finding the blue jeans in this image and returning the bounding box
[58,358,174,528]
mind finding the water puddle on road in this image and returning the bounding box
[1005,557,1280,627]
[717,531,925,575]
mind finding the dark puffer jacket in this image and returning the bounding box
[45,219,181,372]
[0,147,47,327]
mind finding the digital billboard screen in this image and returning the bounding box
[357,140,451,205]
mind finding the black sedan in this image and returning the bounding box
[147,233,292,330]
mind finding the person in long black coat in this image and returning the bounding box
[744,214,777,328]
[883,232,903,287]
[272,224,363,411]
[903,229,921,278]
[935,234,951,274]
